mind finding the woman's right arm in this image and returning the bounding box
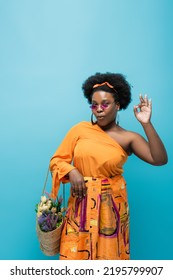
[50,126,79,198]
[50,124,86,199]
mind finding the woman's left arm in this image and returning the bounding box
[131,94,168,165]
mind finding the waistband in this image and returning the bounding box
[84,175,124,185]
[82,176,127,197]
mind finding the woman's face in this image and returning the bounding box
[91,91,119,127]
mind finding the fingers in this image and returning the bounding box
[133,104,139,115]
[139,94,147,105]
[139,94,151,106]
[134,94,152,109]
[71,181,87,200]
[148,98,152,109]
[134,94,152,115]
[68,169,87,200]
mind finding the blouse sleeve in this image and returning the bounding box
[50,126,79,199]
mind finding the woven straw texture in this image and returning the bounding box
[36,220,64,256]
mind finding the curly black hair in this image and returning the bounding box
[82,72,132,110]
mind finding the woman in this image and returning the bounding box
[50,72,168,260]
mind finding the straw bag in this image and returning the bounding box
[36,216,64,256]
[36,167,66,256]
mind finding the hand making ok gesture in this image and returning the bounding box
[134,94,152,124]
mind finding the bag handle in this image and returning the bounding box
[42,166,66,208]
[42,166,50,195]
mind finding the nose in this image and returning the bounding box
[96,104,104,112]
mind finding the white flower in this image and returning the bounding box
[41,196,47,203]
[42,205,49,211]
[46,199,52,206]
[37,211,42,217]
[37,205,43,212]
[51,207,57,213]
[38,204,49,212]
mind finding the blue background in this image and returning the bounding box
[0,0,172,260]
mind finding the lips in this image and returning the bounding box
[97,115,105,120]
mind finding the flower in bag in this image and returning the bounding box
[35,194,66,232]
[41,196,47,203]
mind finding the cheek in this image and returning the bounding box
[107,109,117,118]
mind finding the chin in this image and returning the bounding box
[97,118,116,129]
[97,120,108,127]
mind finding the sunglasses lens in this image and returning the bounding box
[101,104,109,109]
[90,103,112,110]
[90,104,97,110]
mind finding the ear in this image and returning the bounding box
[115,103,120,110]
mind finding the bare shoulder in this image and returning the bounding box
[121,128,143,140]
[114,126,146,154]
[107,126,143,155]
[116,126,141,140]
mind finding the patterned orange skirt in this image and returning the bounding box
[59,176,130,260]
